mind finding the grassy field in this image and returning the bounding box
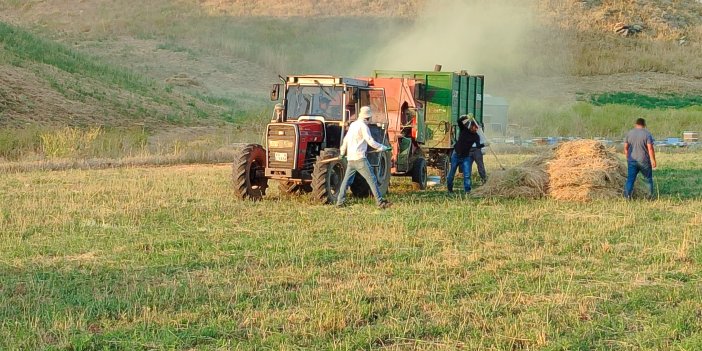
[1,151,701,350]
[509,98,702,138]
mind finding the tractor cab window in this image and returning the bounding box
[285,86,344,121]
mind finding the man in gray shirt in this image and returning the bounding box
[624,118,657,199]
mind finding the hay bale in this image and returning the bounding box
[473,139,649,201]
[548,140,642,201]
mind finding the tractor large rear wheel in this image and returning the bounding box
[349,151,391,198]
[232,144,269,200]
[312,159,345,204]
[411,157,428,190]
[350,173,371,198]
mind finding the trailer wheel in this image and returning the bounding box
[377,151,391,195]
[278,181,312,195]
[312,159,344,204]
[411,157,428,190]
[438,153,450,183]
[351,151,391,197]
[232,144,268,201]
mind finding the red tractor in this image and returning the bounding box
[233,75,393,203]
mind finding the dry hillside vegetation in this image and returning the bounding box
[540,0,702,40]
[198,0,421,17]
[0,63,215,128]
[1,0,702,135]
[197,0,702,33]
[76,37,274,104]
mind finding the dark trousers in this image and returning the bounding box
[469,148,487,182]
[624,160,654,198]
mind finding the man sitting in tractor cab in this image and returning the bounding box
[312,96,334,118]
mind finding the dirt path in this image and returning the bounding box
[497,72,702,102]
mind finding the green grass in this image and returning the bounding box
[510,98,702,138]
[590,92,702,109]
[1,152,701,350]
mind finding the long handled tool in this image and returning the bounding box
[317,148,387,165]
[468,115,506,171]
[318,156,343,165]
[653,168,660,200]
[488,145,506,170]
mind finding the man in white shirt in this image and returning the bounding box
[336,106,392,208]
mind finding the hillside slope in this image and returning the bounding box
[1,0,701,135]
[0,21,236,128]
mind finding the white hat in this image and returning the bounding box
[359,106,372,120]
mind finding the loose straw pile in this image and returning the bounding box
[472,153,551,199]
[473,140,647,201]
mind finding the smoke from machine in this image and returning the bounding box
[364,0,538,80]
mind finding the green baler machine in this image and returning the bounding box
[373,70,485,175]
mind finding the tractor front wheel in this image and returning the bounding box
[312,158,345,204]
[232,144,269,200]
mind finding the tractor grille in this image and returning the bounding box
[267,124,297,169]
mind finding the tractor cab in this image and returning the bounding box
[271,75,388,148]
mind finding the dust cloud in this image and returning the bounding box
[360,0,552,90]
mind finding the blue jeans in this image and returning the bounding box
[337,158,384,205]
[624,160,654,198]
[446,151,472,192]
